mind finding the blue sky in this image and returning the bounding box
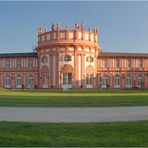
[0,1,148,53]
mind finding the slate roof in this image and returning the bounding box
[100,52,148,57]
[0,52,37,58]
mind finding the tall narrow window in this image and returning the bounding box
[139,59,143,68]
[28,59,33,68]
[104,59,108,68]
[16,59,21,68]
[86,74,93,85]
[5,59,10,68]
[128,59,132,68]
[116,59,120,68]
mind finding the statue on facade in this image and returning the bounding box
[75,23,79,30]
[57,22,60,30]
[88,27,91,32]
[81,22,85,31]
[66,25,68,30]
[52,22,55,31]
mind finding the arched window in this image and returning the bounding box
[16,75,22,88]
[5,75,11,88]
[64,54,71,62]
[114,74,120,88]
[126,74,132,88]
[28,75,34,88]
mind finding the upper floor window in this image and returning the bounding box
[69,32,74,39]
[116,59,120,68]
[16,59,21,68]
[47,34,50,40]
[42,35,45,42]
[139,59,143,68]
[5,59,10,68]
[104,59,108,68]
[61,32,65,39]
[53,32,56,39]
[28,59,33,68]
[128,59,132,68]
[86,56,94,63]
[64,54,71,62]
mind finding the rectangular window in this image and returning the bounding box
[104,59,108,68]
[128,59,132,68]
[69,32,74,39]
[47,34,50,40]
[116,59,120,68]
[28,59,33,68]
[61,32,65,39]
[85,33,89,40]
[42,35,45,42]
[63,73,72,85]
[90,34,94,41]
[5,59,10,68]
[78,32,82,39]
[16,60,21,68]
[139,59,143,68]
[86,74,93,85]
[53,32,56,39]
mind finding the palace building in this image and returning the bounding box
[0,22,148,89]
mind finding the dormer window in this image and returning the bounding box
[86,56,93,63]
[64,54,71,62]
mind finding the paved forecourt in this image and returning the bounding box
[0,106,148,122]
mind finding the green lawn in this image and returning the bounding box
[0,88,148,106]
[0,121,148,147]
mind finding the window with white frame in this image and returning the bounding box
[69,32,74,39]
[61,32,66,39]
[139,59,143,68]
[47,34,50,40]
[16,59,21,68]
[86,74,93,85]
[5,59,10,68]
[5,75,11,86]
[85,33,89,40]
[90,34,94,41]
[42,35,45,42]
[116,59,120,68]
[53,32,56,39]
[28,59,33,68]
[114,75,120,86]
[128,59,132,68]
[104,59,108,68]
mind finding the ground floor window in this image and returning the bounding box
[16,76,22,86]
[28,76,34,88]
[5,76,11,87]
[63,73,72,85]
[114,76,120,86]
[126,76,132,86]
[137,76,144,87]
[102,76,109,86]
[86,74,93,85]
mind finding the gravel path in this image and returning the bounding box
[0,106,148,122]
